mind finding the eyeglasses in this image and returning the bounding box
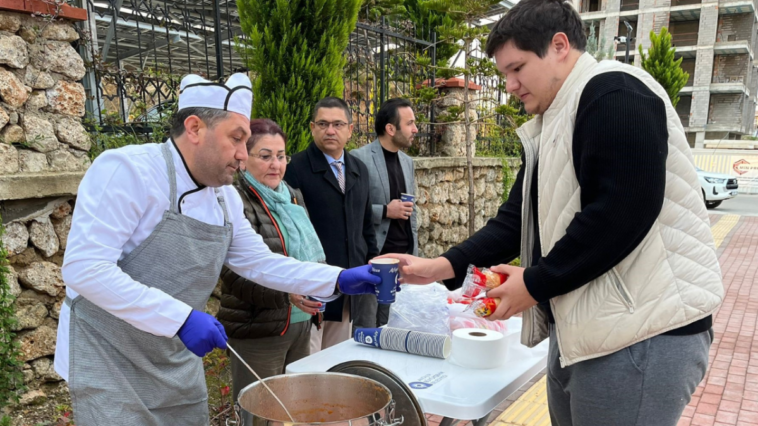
[250,153,290,164]
[314,121,349,131]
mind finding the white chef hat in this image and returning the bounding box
[178,73,253,118]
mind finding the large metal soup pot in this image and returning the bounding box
[237,373,405,426]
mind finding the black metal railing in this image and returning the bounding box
[76,0,250,128]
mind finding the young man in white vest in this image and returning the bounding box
[380,0,724,423]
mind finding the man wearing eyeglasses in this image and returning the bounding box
[285,97,379,353]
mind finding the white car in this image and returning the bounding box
[696,167,738,209]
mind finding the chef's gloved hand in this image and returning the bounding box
[178,310,228,357]
[337,265,382,295]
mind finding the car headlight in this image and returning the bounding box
[704,177,726,184]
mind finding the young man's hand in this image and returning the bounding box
[485,265,538,321]
[373,254,454,285]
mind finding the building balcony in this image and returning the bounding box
[714,40,753,56]
[620,0,639,11]
[670,7,702,21]
[718,0,756,15]
[704,122,749,134]
[673,0,702,5]
[710,75,748,94]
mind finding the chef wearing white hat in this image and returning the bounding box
[54,73,381,425]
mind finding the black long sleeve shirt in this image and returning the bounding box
[441,72,710,336]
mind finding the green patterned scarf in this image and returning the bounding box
[242,171,326,264]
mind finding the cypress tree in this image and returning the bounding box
[237,0,362,153]
[639,27,689,107]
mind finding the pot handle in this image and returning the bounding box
[379,400,404,426]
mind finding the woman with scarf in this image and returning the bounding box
[218,119,326,401]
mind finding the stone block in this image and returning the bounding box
[46,80,85,116]
[21,113,58,153]
[0,13,21,33]
[2,221,28,256]
[0,34,29,69]
[0,67,29,107]
[18,261,64,297]
[18,149,49,173]
[19,26,36,44]
[2,123,24,143]
[0,141,19,174]
[47,147,86,171]
[0,105,8,129]
[7,264,21,298]
[31,357,62,382]
[55,116,91,151]
[11,298,48,331]
[50,200,71,220]
[30,40,85,80]
[25,66,54,90]
[26,90,47,110]
[52,214,71,250]
[40,22,79,42]
[29,217,59,257]
[9,247,39,267]
[16,325,57,362]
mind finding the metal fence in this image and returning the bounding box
[74,0,250,128]
[73,2,439,149]
[344,19,436,150]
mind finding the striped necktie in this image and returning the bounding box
[334,160,345,193]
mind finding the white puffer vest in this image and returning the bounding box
[517,53,724,367]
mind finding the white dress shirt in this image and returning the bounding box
[55,141,342,380]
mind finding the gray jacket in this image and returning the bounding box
[351,140,418,255]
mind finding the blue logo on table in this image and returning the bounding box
[408,382,432,389]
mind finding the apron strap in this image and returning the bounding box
[160,142,180,214]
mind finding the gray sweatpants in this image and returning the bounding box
[547,325,712,426]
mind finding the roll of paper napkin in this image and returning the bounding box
[449,328,507,369]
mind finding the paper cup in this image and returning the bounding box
[369,258,399,304]
[354,327,451,359]
[400,193,415,203]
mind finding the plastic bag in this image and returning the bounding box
[461,265,508,298]
[447,288,508,333]
[387,283,450,335]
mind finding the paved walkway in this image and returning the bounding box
[424,213,758,426]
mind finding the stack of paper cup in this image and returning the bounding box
[449,328,508,369]
[354,327,451,359]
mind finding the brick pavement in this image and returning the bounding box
[679,216,758,426]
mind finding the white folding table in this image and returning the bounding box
[286,318,549,426]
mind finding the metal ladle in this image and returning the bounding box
[227,343,296,423]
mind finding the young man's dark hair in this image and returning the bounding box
[375,98,414,136]
[484,0,586,57]
[311,97,353,123]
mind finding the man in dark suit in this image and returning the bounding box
[351,98,419,327]
[284,97,379,352]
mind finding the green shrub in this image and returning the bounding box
[0,216,25,408]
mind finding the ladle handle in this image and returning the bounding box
[227,343,296,423]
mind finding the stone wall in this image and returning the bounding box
[414,157,516,259]
[0,9,91,408]
[0,11,91,177]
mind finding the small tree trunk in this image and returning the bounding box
[464,39,475,237]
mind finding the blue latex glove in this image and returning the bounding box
[337,265,382,295]
[177,310,228,357]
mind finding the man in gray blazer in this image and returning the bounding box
[352,98,419,327]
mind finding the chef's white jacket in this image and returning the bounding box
[54,141,342,380]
